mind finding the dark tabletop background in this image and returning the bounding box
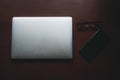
[0,0,120,80]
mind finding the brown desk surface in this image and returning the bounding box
[0,0,119,80]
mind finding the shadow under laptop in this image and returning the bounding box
[11,59,73,63]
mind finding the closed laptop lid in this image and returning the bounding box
[11,17,72,59]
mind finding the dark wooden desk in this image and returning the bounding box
[0,0,119,80]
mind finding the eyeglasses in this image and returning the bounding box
[77,22,103,31]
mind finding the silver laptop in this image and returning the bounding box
[11,17,72,59]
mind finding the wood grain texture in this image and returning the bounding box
[0,0,119,80]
